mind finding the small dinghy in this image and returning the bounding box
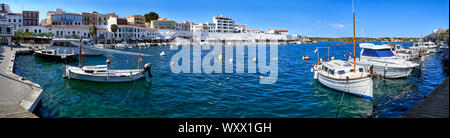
[63,63,152,82]
[34,49,77,61]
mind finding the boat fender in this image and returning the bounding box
[144,63,152,78]
[218,55,223,61]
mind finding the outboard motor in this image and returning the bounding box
[144,63,152,78]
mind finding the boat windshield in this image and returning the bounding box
[362,49,394,57]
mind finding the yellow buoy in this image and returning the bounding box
[218,82,222,86]
[302,56,309,60]
[218,54,223,61]
[253,57,257,62]
[139,46,142,51]
[331,57,335,60]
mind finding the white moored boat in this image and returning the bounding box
[312,60,373,98]
[353,43,419,78]
[49,38,103,56]
[63,63,152,82]
[423,41,439,53]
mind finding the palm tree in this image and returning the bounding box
[110,24,118,47]
[89,25,97,44]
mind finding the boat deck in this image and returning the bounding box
[400,78,449,118]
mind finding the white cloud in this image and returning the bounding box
[328,24,345,29]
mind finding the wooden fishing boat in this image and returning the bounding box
[34,49,77,61]
[63,63,152,82]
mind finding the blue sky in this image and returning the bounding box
[4,0,449,38]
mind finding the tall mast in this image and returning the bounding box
[352,1,356,72]
[79,36,82,68]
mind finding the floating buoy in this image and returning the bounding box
[160,51,166,56]
[106,59,111,65]
[82,51,86,56]
[302,56,309,60]
[253,57,257,62]
[218,82,222,86]
[218,54,223,61]
[344,54,346,58]
[331,57,335,60]
[229,58,233,64]
[139,46,142,51]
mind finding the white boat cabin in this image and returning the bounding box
[319,60,367,79]
[359,43,396,58]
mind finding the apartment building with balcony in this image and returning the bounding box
[176,22,192,31]
[126,15,145,26]
[150,17,176,30]
[212,15,236,33]
[82,12,97,25]
[92,11,117,26]
[22,11,39,26]
[43,9,82,26]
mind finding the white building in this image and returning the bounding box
[51,25,91,38]
[268,29,288,35]
[17,26,50,34]
[0,3,13,45]
[212,15,236,33]
[247,29,263,34]
[6,13,22,30]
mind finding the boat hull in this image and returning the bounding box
[34,52,77,62]
[358,63,413,78]
[48,46,104,56]
[318,74,373,98]
[64,66,147,82]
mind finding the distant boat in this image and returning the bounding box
[63,63,152,82]
[160,51,166,56]
[34,49,77,61]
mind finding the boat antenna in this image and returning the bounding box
[352,0,356,72]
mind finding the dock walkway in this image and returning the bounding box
[0,45,41,118]
[400,78,449,118]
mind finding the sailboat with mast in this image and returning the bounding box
[311,2,373,98]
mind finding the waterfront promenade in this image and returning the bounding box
[0,45,41,118]
[401,78,449,118]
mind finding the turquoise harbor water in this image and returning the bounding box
[13,42,447,118]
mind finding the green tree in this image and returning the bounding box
[144,11,159,23]
[110,24,118,46]
[89,25,98,44]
